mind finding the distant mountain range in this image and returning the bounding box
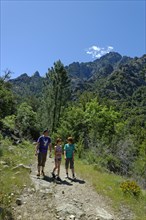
[9,52,146,102]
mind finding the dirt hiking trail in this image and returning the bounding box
[12,157,134,220]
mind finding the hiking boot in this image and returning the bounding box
[72,174,76,180]
[56,176,62,181]
[51,172,56,178]
[37,172,40,177]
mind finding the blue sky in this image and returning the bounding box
[1,0,146,78]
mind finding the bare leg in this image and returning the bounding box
[42,166,44,172]
[41,166,46,176]
[65,159,68,178]
[53,166,57,174]
[37,165,41,176]
[53,160,58,174]
[57,161,61,177]
[72,168,75,178]
[41,153,47,175]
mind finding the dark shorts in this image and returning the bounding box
[65,158,74,169]
[38,152,47,167]
[55,158,62,162]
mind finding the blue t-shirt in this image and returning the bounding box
[37,135,51,153]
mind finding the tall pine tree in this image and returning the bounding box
[42,60,70,133]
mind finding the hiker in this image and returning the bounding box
[64,136,75,179]
[52,138,62,181]
[35,129,52,177]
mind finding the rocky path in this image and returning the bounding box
[12,157,131,220]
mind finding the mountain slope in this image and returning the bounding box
[94,54,146,99]
[9,71,44,99]
[9,52,146,102]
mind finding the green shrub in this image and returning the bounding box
[0,132,3,141]
[0,147,3,157]
[106,154,121,172]
[1,115,16,131]
[120,180,141,197]
[85,150,98,164]
[0,133,3,157]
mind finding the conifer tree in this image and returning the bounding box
[44,60,70,132]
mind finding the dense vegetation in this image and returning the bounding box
[1,53,146,192]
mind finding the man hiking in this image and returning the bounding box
[35,129,52,177]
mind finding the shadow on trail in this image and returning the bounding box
[43,176,73,186]
[42,175,54,183]
[68,177,86,184]
[56,179,73,186]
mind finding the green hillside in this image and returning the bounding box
[0,53,146,219]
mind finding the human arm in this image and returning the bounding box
[64,150,66,160]
[72,151,74,161]
[72,145,75,160]
[35,142,40,156]
[49,143,52,158]
[54,146,57,158]
[64,144,66,160]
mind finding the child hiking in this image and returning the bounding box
[52,138,62,181]
[64,137,75,179]
[35,129,52,177]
